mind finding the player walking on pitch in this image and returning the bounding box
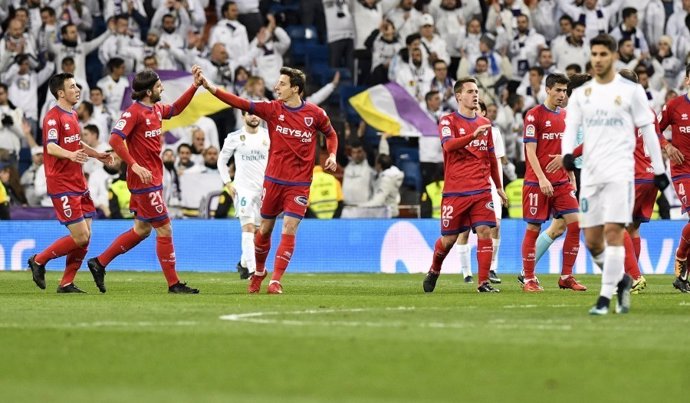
[28,73,112,293]
[197,66,338,294]
[423,77,507,293]
[218,111,270,279]
[561,34,668,314]
[521,73,585,292]
[86,68,202,294]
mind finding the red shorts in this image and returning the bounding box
[50,191,96,225]
[633,182,657,222]
[260,180,310,219]
[674,178,690,213]
[440,192,496,235]
[129,186,170,228]
[522,182,579,224]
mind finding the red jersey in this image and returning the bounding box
[249,99,337,185]
[112,101,173,192]
[42,105,87,195]
[633,110,664,183]
[439,112,495,195]
[523,104,569,186]
[659,94,690,180]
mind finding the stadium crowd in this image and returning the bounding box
[0,0,689,220]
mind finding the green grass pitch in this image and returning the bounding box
[0,271,688,403]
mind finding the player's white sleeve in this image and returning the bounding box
[639,123,665,175]
[492,126,506,159]
[218,133,238,185]
[631,85,656,128]
[562,92,581,154]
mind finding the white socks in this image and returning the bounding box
[592,251,605,271]
[490,238,500,272]
[458,243,472,277]
[241,232,256,272]
[600,246,625,299]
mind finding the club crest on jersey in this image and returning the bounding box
[47,128,58,141]
[304,117,313,127]
[240,134,246,141]
[570,190,576,199]
[155,205,163,214]
[442,219,449,228]
[581,198,588,213]
[585,88,592,97]
[47,119,56,126]
[294,195,308,206]
[64,208,72,218]
[485,201,494,211]
[614,96,622,106]
[530,207,537,216]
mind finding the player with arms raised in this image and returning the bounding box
[198,66,338,294]
[422,77,507,293]
[521,73,585,292]
[658,64,690,292]
[28,73,111,293]
[218,111,270,279]
[561,34,668,314]
[86,69,201,294]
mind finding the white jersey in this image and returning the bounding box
[218,127,270,193]
[562,74,655,186]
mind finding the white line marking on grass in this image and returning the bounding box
[0,320,199,329]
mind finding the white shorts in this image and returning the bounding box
[579,181,634,228]
[233,188,262,227]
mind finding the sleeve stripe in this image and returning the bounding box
[112,129,127,139]
[168,106,175,119]
[249,101,255,115]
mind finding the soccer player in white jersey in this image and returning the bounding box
[218,111,270,279]
[455,100,505,284]
[561,34,669,315]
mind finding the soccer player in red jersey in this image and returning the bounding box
[196,66,338,294]
[658,64,690,292]
[86,69,201,294]
[27,73,112,293]
[521,73,585,292]
[422,77,507,293]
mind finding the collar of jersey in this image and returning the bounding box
[454,111,478,121]
[283,100,306,112]
[135,101,154,110]
[540,104,560,114]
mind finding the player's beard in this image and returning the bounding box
[150,92,162,103]
[246,120,260,128]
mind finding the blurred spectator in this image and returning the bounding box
[2,54,53,137]
[610,7,650,58]
[0,163,9,219]
[99,15,144,73]
[247,14,290,91]
[508,14,546,81]
[429,0,480,76]
[457,52,511,107]
[342,138,375,205]
[215,0,263,40]
[386,0,423,41]
[36,6,59,61]
[162,148,182,211]
[428,60,456,111]
[104,1,148,37]
[210,1,250,67]
[96,58,128,114]
[557,0,624,40]
[193,43,235,89]
[552,21,589,72]
[666,0,690,39]
[88,153,121,217]
[0,163,27,206]
[189,127,207,165]
[616,38,643,71]
[20,146,43,206]
[517,66,546,110]
[307,163,344,219]
[89,87,116,136]
[153,0,206,30]
[352,0,383,82]
[655,35,684,89]
[419,14,449,65]
[635,65,665,112]
[307,70,341,105]
[188,146,220,174]
[233,66,250,95]
[365,19,402,85]
[324,0,355,72]
[107,162,133,218]
[141,28,177,70]
[179,147,223,216]
[81,124,109,175]
[150,1,192,35]
[357,153,404,217]
[419,90,444,187]
[0,18,38,72]
[58,0,94,39]
[48,21,112,85]
[456,17,483,69]
[0,83,25,163]
[637,0,665,48]
[78,104,106,142]
[529,0,560,42]
[60,56,90,102]
[550,14,574,50]
[394,44,434,103]
[486,0,531,40]
[496,92,524,162]
[176,143,196,173]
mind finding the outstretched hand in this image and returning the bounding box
[324,154,337,172]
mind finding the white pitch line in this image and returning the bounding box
[0,320,199,329]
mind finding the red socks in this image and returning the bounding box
[35,235,80,265]
[60,246,88,286]
[97,229,145,266]
[156,236,179,286]
[561,222,580,276]
[676,223,690,259]
[477,238,493,283]
[271,234,295,282]
[522,229,539,279]
[632,236,641,260]
[255,232,271,273]
[624,231,642,279]
[430,238,450,272]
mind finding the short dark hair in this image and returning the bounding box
[131,70,160,100]
[618,37,632,49]
[478,99,487,114]
[566,73,592,97]
[40,6,55,17]
[425,90,440,103]
[559,14,574,24]
[83,123,100,138]
[60,23,75,35]
[107,57,125,71]
[545,73,569,89]
[432,59,447,69]
[279,66,306,95]
[90,86,103,95]
[48,73,74,98]
[529,66,545,76]
[162,13,175,22]
[377,153,393,170]
[618,69,639,83]
[573,21,586,30]
[61,56,75,66]
[79,100,94,115]
[622,7,637,20]
[221,1,236,16]
[565,63,582,74]
[348,138,364,149]
[685,63,690,78]
[177,143,192,153]
[475,56,489,65]
[405,33,421,46]
[590,34,617,52]
[453,77,477,93]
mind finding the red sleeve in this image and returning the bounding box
[442,134,475,152]
[168,84,198,118]
[658,103,671,132]
[655,119,669,148]
[489,150,502,189]
[318,109,338,155]
[109,134,136,166]
[213,88,252,112]
[573,143,584,158]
